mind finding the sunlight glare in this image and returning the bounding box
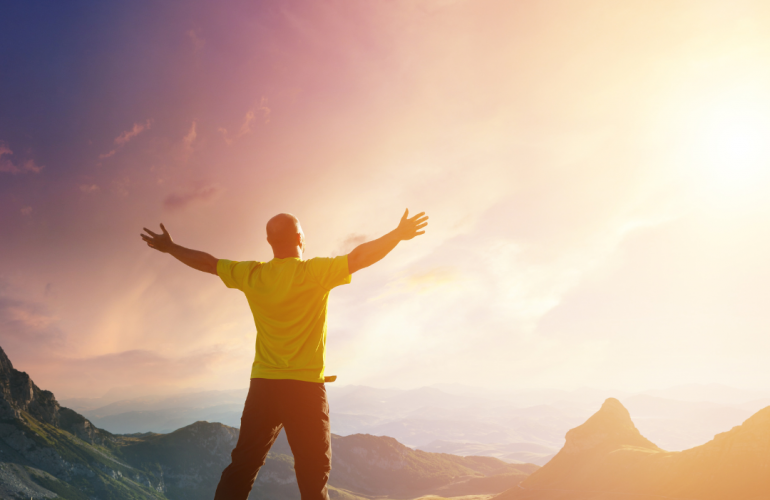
[682,92,770,198]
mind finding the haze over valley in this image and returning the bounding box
[61,383,770,466]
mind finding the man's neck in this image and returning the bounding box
[272,247,302,259]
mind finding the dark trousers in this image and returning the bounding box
[214,378,331,500]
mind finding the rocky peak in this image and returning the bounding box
[561,398,660,455]
[0,345,112,445]
[0,345,60,426]
[0,345,14,375]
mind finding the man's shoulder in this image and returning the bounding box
[303,255,347,267]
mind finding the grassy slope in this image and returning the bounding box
[1,412,167,500]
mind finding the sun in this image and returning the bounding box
[678,91,770,197]
[701,106,768,182]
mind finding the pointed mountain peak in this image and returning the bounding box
[0,345,14,375]
[561,398,660,454]
[596,397,633,421]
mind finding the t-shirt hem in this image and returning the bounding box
[250,370,325,384]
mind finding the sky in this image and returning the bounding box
[2,0,770,400]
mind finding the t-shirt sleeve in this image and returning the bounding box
[308,255,352,291]
[217,259,259,291]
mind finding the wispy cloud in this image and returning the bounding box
[5,305,57,329]
[0,142,44,174]
[187,29,205,52]
[183,121,197,149]
[115,120,152,146]
[219,98,270,145]
[79,184,100,193]
[0,294,64,357]
[99,119,153,160]
[335,233,369,256]
[163,182,223,211]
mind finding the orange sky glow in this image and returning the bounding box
[2,0,770,399]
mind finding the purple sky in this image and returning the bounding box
[2,0,770,399]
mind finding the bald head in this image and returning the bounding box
[266,213,304,257]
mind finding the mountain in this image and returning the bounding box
[0,345,167,499]
[68,385,592,453]
[0,345,538,499]
[418,440,557,465]
[494,397,770,500]
[114,422,538,500]
[69,383,770,461]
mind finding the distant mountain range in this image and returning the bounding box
[0,346,537,499]
[493,397,770,500]
[61,382,770,466]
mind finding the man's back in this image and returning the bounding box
[217,255,351,383]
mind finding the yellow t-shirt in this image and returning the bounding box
[217,255,351,383]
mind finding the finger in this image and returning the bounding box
[140,234,152,241]
[402,208,409,221]
[415,222,428,230]
[413,216,429,224]
[415,230,426,236]
[160,223,169,235]
[408,212,426,221]
[143,227,159,237]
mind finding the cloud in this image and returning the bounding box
[0,142,44,174]
[98,119,152,160]
[5,306,57,329]
[59,349,228,386]
[21,160,43,173]
[374,267,460,300]
[187,29,205,52]
[79,184,100,193]
[0,294,64,355]
[183,121,197,149]
[335,233,369,256]
[219,98,270,145]
[163,183,223,211]
[256,97,271,124]
[404,267,459,291]
[114,120,152,146]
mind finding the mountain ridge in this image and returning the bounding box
[0,345,538,499]
[494,397,770,500]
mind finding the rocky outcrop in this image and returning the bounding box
[0,346,167,499]
[59,406,111,445]
[0,346,112,448]
[0,347,60,426]
[0,462,59,499]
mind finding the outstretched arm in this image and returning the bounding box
[347,209,429,274]
[140,224,218,275]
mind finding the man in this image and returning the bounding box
[140,209,428,500]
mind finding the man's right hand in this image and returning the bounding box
[141,224,175,253]
[140,223,218,275]
[394,209,429,241]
